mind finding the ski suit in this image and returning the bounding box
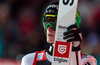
[21,43,97,65]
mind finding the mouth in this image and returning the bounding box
[48,34,53,37]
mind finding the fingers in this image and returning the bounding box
[63,24,82,42]
[63,24,82,51]
[63,30,79,36]
[67,24,78,31]
[63,33,74,40]
[63,34,81,42]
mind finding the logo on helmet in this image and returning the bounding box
[46,5,59,10]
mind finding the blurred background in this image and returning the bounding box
[0,0,99,65]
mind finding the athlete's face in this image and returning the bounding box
[46,26,55,43]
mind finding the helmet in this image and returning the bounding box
[42,2,81,31]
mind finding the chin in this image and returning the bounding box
[47,39,54,43]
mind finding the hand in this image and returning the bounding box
[63,24,82,51]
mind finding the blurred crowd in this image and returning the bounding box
[79,0,100,65]
[0,0,50,59]
[0,0,99,65]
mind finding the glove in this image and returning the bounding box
[63,24,82,51]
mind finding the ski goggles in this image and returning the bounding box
[42,14,57,31]
[42,11,81,31]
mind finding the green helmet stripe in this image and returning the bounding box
[76,11,80,17]
[75,11,81,28]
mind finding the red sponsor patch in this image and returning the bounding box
[54,41,71,58]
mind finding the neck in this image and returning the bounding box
[46,43,53,56]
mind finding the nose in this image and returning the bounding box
[47,26,54,32]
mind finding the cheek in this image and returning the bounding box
[46,31,55,43]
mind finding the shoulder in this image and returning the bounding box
[22,52,36,61]
[21,52,36,65]
[81,55,97,65]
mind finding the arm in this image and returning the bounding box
[63,24,82,65]
[63,24,97,65]
[21,57,27,65]
[82,55,97,65]
[21,53,36,65]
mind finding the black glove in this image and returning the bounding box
[63,24,82,51]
